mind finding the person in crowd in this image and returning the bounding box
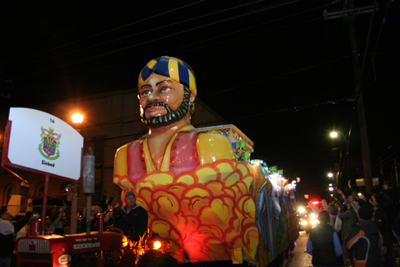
[103,202,119,228]
[11,215,27,240]
[101,190,115,215]
[372,182,397,267]
[327,203,338,230]
[313,199,340,234]
[371,181,382,195]
[81,205,103,232]
[307,210,343,266]
[380,181,400,236]
[0,203,33,267]
[347,179,357,196]
[346,204,382,267]
[337,200,358,242]
[45,201,67,234]
[91,205,103,231]
[113,191,148,241]
[52,201,68,235]
[337,188,347,203]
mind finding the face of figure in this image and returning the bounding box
[138,73,194,128]
[125,194,136,209]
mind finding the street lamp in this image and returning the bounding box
[70,113,84,234]
[72,113,84,124]
[330,130,349,186]
[72,113,84,133]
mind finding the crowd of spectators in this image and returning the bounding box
[307,179,400,267]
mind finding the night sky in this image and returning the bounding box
[1,1,399,201]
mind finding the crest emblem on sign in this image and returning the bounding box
[38,127,61,160]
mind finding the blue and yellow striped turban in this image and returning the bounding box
[138,56,197,96]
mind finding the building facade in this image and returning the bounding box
[0,88,226,224]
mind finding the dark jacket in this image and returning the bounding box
[113,204,148,241]
[345,220,382,267]
[0,211,32,257]
[338,208,358,240]
[309,223,338,266]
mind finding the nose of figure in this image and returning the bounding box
[147,90,159,103]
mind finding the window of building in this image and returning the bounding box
[3,185,16,205]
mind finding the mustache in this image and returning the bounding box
[141,86,192,128]
[144,102,173,113]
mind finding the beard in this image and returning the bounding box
[141,86,192,128]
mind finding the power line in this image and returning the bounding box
[202,56,352,97]
[20,15,322,89]
[7,0,207,66]
[13,0,309,79]
[10,0,268,69]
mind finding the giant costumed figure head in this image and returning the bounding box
[113,56,272,264]
[138,56,197,128]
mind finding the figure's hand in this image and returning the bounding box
[114,202,120,209]
[348,180,352,188]
[337,189,343,195]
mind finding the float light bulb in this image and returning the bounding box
[153,241,162,250]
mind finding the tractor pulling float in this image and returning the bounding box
[2,108,299,266]
[15,215,168,267]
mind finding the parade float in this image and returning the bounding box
[2,56,299,267]
[114,124,299,266]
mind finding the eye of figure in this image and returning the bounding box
[158,86,172,94]
[141,89,152,98]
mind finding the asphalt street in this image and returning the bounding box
[285,231,313,267]
[285,230,355,267]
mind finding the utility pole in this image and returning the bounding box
[324,0,377,193]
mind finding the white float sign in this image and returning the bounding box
[3,108,83,181]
